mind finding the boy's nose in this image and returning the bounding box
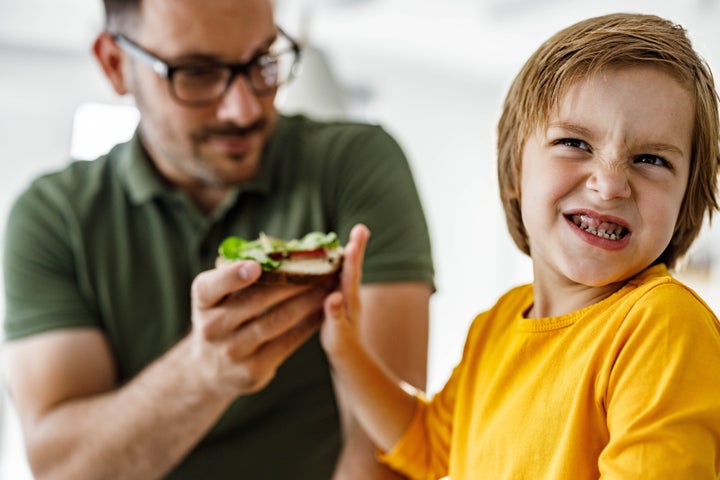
[586,163,631,200]
[215,76,263,125]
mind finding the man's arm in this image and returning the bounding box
[3,261,326,480]
[332,281,431,479]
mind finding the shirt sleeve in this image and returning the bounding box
[377,393,452,480]
[328,124,435,287]
[3,176,98,341]
[599,283,720,478]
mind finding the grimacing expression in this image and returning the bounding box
[519,65,693,291]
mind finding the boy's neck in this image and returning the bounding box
[528,277,627,318]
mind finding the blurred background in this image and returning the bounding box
[2,0,720,476]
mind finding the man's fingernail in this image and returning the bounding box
[238,263,254,280]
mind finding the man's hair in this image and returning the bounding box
[102,0,141,33]
[497,12,720,269]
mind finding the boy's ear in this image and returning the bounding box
[92,31,129,95]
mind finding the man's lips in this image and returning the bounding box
[195,120,266,155]
[206,134,256,154]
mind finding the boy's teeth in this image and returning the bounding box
[571,214,627,240]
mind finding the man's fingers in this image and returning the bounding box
[250,311,323,372]
[194,261,317,341]
[225,311,323,394]
[224,287,327,358]
[192,261,262,309]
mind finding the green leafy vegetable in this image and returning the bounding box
[285,231,340,251]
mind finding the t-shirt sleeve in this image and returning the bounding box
[328,124,434,287]
[3,178,98,341]
[599,283,720,478]
[378,389,454,479]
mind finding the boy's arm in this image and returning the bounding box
[321,225,420,456]
[332,282,430,479]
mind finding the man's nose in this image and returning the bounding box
[215,75,263,124]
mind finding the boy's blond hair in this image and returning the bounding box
[497,13,719,268]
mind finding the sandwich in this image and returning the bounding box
[216,231,344,286]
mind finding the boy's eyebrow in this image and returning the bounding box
[641,143,687,157]
[547,122,687,156]
[546,122,594,138]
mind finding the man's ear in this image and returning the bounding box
[93,31,129,95]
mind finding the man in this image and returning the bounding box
[2,0,434,479]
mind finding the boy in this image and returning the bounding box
[322,13,720,479]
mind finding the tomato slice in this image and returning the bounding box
[268,248,326,260]
[288,248,326,260]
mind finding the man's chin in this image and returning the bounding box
[212,158,262,185]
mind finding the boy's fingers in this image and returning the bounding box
[341,224,371,316]
[324,291,347,321]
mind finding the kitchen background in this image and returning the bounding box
[2,0,719,476]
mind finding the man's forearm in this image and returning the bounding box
[26,337,234,480]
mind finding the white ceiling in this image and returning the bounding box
[3,0,719,69]
[0,0,103,52]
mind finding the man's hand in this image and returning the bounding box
[190,260,328,398]
[3,259,331,479]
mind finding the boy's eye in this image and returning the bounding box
[635,154,671,169]
[556,138,591,151]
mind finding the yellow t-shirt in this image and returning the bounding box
[381,264,720,479]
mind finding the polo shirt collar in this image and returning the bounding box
[116,127,279,206]
[116,129,169,205]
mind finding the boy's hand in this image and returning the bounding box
[321,224,371,361]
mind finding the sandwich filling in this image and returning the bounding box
[218,231,342,271]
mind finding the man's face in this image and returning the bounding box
[123,0,279,192]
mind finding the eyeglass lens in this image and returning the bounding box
[171,50,295,104]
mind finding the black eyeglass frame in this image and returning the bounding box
[111,28,302,106]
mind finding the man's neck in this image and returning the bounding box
[186,185,232,215]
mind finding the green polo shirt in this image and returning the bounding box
[3,114,434,479]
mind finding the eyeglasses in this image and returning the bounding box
[112,28,301,107]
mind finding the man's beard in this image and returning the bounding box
[184,118,269,187]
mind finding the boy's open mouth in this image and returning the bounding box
[568,214,629,241]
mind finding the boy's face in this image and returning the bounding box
[520,65,693,296]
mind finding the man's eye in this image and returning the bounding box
[556,138,590,151]
[635,154,671,168]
